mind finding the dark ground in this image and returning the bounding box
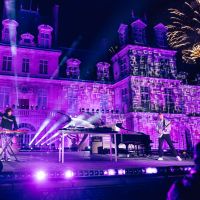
[0,151,193,200]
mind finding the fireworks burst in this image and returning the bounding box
[167,0,200,63]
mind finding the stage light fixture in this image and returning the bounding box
[35,170,47,181]
[145,167,158,174]
[104,169,116,176]
[64,170,74,179]
[118,169,126,175]
[184,167,192,172]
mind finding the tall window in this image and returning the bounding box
[3,28,10,42]
[119,58,128,78]
[139,56,148,76]
[39,60,48,74]
[40,33,50,48]
[37,89,47,109]
[22,58,30,73]
[2,56,12,71]
[0,87,9,108]
[165,88,175,113]
[121,88,129,113]
[141,86,150,111]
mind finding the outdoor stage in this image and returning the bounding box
[2,151,194,172]
[0,151,194,200]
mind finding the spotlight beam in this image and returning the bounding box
[41,116,94,145]
[29,118,51,145]
[47,137,60,146]
[35,116,68,145]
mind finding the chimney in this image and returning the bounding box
[154,23,168,48]
[118,23,128,47]
[53,4,59,46]
[131,19,147,45]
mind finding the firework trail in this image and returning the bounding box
[167,0,200,63]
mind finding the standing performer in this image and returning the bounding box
[156,113,182,161]
[0,108,18,161]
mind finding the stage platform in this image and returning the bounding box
[0,152,195,200]
[2,151,194,172]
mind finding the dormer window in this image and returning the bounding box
[96,62,110,81]
[24,39,30,43]
[40,33,50,48]
[131,19,147,45]
[66,58,81,79]
[2,19,18,43]
[38,25,53,48]
[19,33,35,46]
[4,28,9,42]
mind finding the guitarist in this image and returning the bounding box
[156,113,182,161]
[0,108,18,161]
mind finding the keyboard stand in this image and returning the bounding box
[0,135,19,162]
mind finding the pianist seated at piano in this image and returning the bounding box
[0,108,18,162]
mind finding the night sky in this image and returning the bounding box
[0,0,199,81]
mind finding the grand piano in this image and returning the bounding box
[59,124,152,162]
[75,126,152,157]
[115,132,152,157]
[114,123,152,157]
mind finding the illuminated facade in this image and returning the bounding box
[0,17,200,150]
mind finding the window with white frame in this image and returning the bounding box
[37,89,47,109]
[0,87,10,108]
[22,58,30,73]
[39,60,48,74]
[40,33,50,48]
[2,56,12,71]
[165,88,175,112]
[141,86,150,110]
[3,28,10,42]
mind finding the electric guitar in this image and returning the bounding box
[158,122,171,138]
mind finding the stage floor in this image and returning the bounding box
[2,151,194,172]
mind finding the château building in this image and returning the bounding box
[0,9,200,150]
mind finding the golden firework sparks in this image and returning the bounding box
[183,44,200,63]
[167,0,200,63]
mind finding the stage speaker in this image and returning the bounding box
[0,161,3,172]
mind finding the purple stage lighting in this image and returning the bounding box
[104,169,116,176]
[118,169,126,175]
[29,118,51,145]
[145,167,158,174]
[64,170,74,179]
[35,170,47,181]
[184,167,192,172]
